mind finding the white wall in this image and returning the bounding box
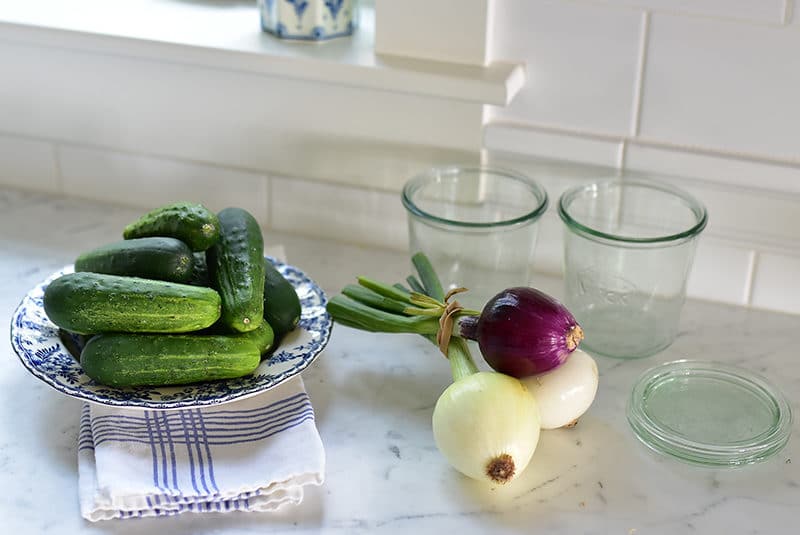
[484,0,800,314]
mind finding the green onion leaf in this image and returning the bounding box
[406,275,426,294]
[326,295,440,334]
[392,283,412,295]
[342,284,409,314]
[357,277,414,304]
[412,252,445,302]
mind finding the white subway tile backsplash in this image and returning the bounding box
[487,0,642,136]
[640,173,800,251]
[625,143,800,194]
[270,176,408,251]
[750,252,800,314]
[484,123,623,169]
[57,146,269,224]
[583,1,786,24]
[0,134,59,192]
[686,240,754,306]
[640,14,800,162]
[0,41,482,193]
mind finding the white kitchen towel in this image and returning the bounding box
[78,376,325,521]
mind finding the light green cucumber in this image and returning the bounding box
[80,333,260,387]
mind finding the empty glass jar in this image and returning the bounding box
[402,166,548,310]
[559,178,707,359]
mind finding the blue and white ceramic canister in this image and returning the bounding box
[259,0,358,41]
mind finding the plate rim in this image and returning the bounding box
[9,257,332,410]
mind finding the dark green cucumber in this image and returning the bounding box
[187,252,210,287]
[80,333,260,387]
[207,208,265,333]
[263,259,301,340]
[74,237,194,283]
[123,202,220,252]
[43,272,221,334]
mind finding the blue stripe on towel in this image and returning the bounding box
[188,409,211,496]
[91,398,313,445]
[161,410,179,494]
[91,407,314,447]
[196,408,219,494]
[143,411,162,493]
[91,393,309,424]
[179,410,200,495]
[153,411,169,491]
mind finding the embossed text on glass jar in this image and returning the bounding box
[558,179,707,359]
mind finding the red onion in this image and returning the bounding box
[458,287,584,378]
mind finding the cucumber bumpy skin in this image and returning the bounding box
[208,207,266,333]
[123,202,220,252]
[80,333,260,387]
[74,237,194,283]
[43,272,221,334]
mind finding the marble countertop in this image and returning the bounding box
[1,188,798,534]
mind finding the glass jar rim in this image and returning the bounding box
[401,165,549,229]
[558,178,708,244]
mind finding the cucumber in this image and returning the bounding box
[43,272,221,334]
[263,259,302,340]
[74,237,194,283]
[209,319,275,356]
[207,208,265,333]
[123,202,220,252]
[80,333,260,387]
[187,252,210,287]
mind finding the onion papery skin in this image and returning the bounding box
[459,287,583,378]
[521,349,599,429]
[432,372,541,485]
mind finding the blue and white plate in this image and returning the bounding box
[9,258,332,410]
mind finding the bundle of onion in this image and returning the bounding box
[325,253,598,483]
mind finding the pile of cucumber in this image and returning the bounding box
[43,202,302,388]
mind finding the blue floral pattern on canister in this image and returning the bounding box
[286,0,309,22]
[258,0,356,41]
[9,258,332,410]
[325,0,345,20]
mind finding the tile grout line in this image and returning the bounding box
[629,10,651,139]
[743,250,759,306]
[617,139,628,173]
[485,120,800,169]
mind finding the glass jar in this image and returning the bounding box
[558,178,707,359]
[402,166,548,310]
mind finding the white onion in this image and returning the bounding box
[521,349,598,430]
[432,372,541,485]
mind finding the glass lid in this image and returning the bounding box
[627,360,792,467]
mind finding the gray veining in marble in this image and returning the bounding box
[1,187,797,534]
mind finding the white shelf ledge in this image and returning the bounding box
[0,0,525,105]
